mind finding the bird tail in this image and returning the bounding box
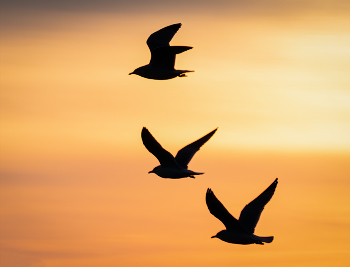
[259,236,274,243]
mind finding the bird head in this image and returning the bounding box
[148,166,160,174]
[129,66,148,77]
[211,230,226,239]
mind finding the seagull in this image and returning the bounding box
[141,127,217,178]
[129,23,194,80]
[206,178,278,245]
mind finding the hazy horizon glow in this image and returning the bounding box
[1,1,350,267]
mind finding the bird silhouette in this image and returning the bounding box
[129,23,194,80]
[206,178,278,245]
[141,127,217,178]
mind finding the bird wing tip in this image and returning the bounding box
[206,188,214,195]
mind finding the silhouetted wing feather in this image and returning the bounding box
[150,46,192,70]
[175,128,217,169]
[206,188,248,232]
[239,178,278,233]
[147,23,182,51]
[141,127,181,168]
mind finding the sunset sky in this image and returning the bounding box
[1,0,350,266]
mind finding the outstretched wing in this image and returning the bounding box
[175,128,217,169]
[147,23,182,51]
[206,188,248,232]
[141,127,181,169]
[150,46,192,70]
[238,178,278,233]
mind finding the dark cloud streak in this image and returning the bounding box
[1,0,349,34]
[1,0,349,14]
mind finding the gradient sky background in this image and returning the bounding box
[1,0,350,266]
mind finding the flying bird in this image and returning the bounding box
[129,23,194,80]
[141,127,217,178]
[206,178,278,245]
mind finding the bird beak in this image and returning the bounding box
[129,72,134,75]
[211,235,217,238]
[148,170,154,174]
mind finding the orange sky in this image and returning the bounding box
[1,1,350,267]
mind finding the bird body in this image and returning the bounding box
[129,23,194,80]
[141,127,217,179]
[130,65,193,80]
[211,229,273,245]
[148,166,203,179]
[206,178,278,245]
